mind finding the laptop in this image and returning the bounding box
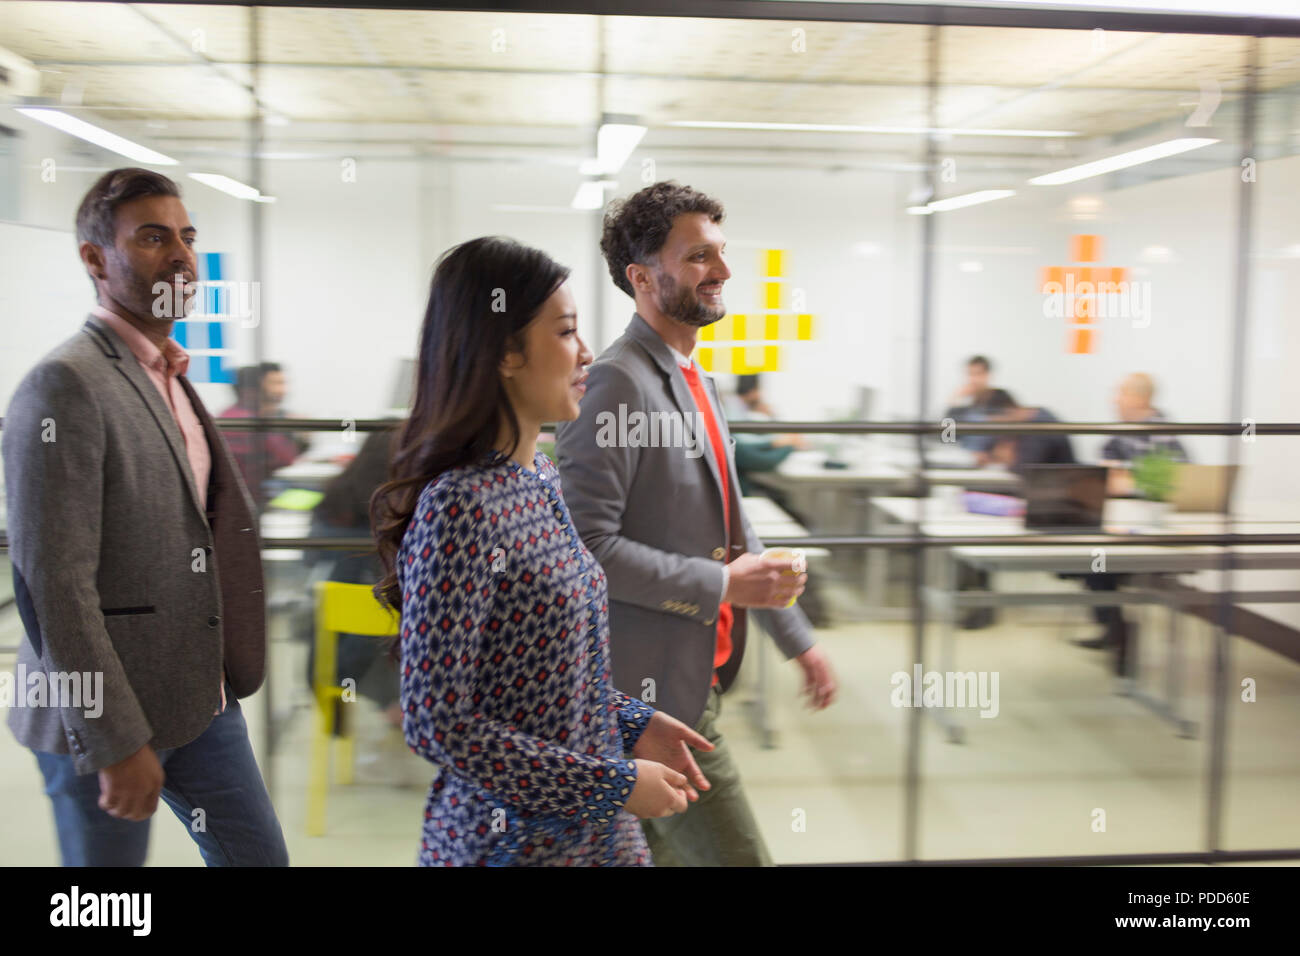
[1022,464,1107,532]
[1170,464,1238,512]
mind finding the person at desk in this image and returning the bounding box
[958,391,1075,629]
[727,374,809,498]
[1099,372,1189,496]
[219,362,310,510]
[1072,374,1189,672]
[978,390,1077,473]
[942,355,1003,454]
[306,428,405,772]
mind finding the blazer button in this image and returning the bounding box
[711,547,726,560]
[207,615,220,627]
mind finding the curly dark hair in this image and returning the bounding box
[600,181,725,298]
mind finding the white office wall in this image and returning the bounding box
[3,122,1298,500]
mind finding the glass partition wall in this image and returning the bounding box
[1,2,1298,865]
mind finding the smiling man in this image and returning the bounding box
[556,181,838,866]
[2,168,287,866]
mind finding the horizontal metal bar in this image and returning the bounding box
[136,1,1300,39]
[927,588,1300,610]
[809,847,1300,867]
[4,417,1292,436]
[6,531,1300,553]
[253,531,1300,550]
[728,421,1300,437]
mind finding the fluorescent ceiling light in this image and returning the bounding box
[597,122,646,173]
[15,107,177,164]
[926,189,1016,212]
[1029,138,1219,185]
[571,180,614,211]
[188,172,267,201]
[669,120,1077,138]
[906,206,933,215]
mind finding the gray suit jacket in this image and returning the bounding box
[556,313,814,728]
[3,316,267,774]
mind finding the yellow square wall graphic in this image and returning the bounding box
[690,248,815,370]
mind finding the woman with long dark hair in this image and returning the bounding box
[372,237,713,866]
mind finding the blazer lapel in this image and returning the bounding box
[626,313,731,539]
[84,317,207,520]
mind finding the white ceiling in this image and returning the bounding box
[1,3,1298,167]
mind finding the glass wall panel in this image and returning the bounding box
[1,2,1297,866]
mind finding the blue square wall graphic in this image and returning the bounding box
[174,251,236,384]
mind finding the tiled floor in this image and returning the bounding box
[3,580,1298,866]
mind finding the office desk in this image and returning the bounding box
[870,496,1300,742]
[747,450,910,617]
[271,460,345,489]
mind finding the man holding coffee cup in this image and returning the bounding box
[556,182,837,866]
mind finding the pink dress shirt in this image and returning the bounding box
[93,306,211,509]
[92,306,225,713]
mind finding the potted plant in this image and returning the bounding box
[1132,447,1178,526]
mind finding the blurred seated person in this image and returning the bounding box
[219,362,310,508]
[977,389,1077,473]
[728,372,775,419]
[306,427,404,742]
[1100,372,1189,496]
[727,374,809,497]
[726,373,810,500]
[1071,373,1188,671]
[958,390,1075,630]
[943,355,1003,454]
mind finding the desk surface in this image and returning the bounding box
[873,495,1300,529]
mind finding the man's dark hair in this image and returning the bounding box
[736,374,760,397]
[968,355,992,372]
[233,362,283,401]
[983,388,1017,413]
[600,181,725,298]
[76,167,181,249]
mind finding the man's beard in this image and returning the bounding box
[109,251,194,321]
[656,271,724,328]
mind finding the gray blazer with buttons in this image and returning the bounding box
[556,313,814,729]
[3,316,267,775]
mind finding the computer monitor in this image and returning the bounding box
[1023,465,1107,531]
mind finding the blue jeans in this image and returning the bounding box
[34,691,289,866]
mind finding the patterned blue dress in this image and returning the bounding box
[396,450,656,866]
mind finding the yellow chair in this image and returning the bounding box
[306,580,400,836]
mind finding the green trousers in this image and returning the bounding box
[641,683,774,867]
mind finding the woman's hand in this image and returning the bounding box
[624,759,691,819]
[632,711,713,800]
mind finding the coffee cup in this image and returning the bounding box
[761,547,807,608]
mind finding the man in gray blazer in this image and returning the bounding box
[2,168,287,865]
[556,181,838,866]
